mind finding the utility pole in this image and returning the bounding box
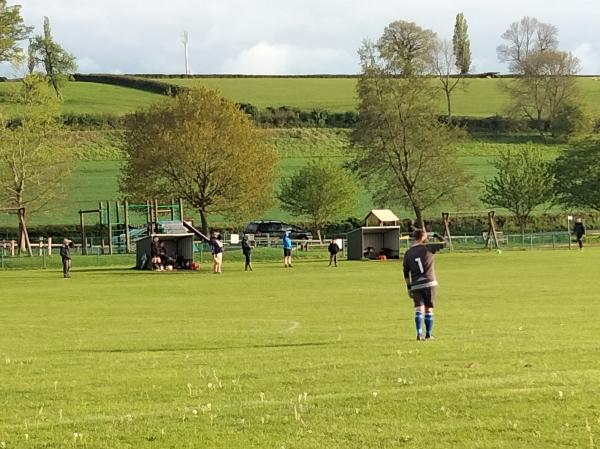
[182,31,190,75]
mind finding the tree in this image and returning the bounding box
[452,13,471,74]
[0,75,73,253]
[481,146,554,234]
[28,17,77,100]
[350,40,470,229]
[553,137,600,211]
[506,49,582,139]
[433,38,463,121]
[377,20,437,76]
[497,16,559,74]
[278,159,357,242]
[120,87,278,234]
[0,0,31,64]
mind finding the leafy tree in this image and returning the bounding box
[0,0,31,63]
[553,137,600,211]
[120,87,277,234]
[497,16,559,74]
[29,17,77,100]
[452,13,471,74]
[278,159,357,242]
[506,49,582,139]
[350,40,470,229]
[481,146,554,234]
[377,20,437,76]
[433,38,463,121]
[0,75,73,253]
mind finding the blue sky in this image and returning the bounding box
[8,0,600,75]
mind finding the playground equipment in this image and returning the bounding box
[441,211,500,250]
[79,198,188,255]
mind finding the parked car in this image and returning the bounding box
[243,221,313,240]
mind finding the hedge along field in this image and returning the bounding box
[0,128,565,229]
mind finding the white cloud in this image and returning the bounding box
[4,0,600,75]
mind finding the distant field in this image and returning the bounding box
[1,77,600,117]
[159,77,600,115]
[0,129,564,229]
[1,251,599,448]
[0,81,160,116]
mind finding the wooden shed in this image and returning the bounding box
[346,226,401,260]
[364,209,400,227]
[136,233,194,270]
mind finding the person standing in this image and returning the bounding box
[328,239,340,267]
[210,231,224,274]
[151,236,163,270]
[403,230,438,341]
[573,218,586,251]
[60,238,72,278]
[242,236,253,271]
[282,230,293,268]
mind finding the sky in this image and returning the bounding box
[8,0,600,76]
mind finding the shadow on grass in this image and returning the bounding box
[78,341,334,353]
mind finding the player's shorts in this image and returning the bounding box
[283,248,292,257]
[410,287,436,308]
[213,253,223,263]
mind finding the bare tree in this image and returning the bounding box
[497,16,559,73]
[507,49,581,138]
[433,39,463,121]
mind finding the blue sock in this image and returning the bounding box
[415,311,424,336]
[425,313,433,337]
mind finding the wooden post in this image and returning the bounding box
[442,212,452,249]
[146,200,151,228]
[124,200,131,253]
[106,200,113,255]
[98,202,105,255]
[485,211,499,249]
[10,240,15,257]
[48,237,52,256]
[170,198,175,221]
[153,199,159,233]
[80,210,87,255]
[115,200,121,225]
[178,197,184,221]
[38,238,43,256]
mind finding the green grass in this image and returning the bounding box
[1,250,599,448]
[161,77,600,115]
[0,82,160,117]
[1,77,600,117]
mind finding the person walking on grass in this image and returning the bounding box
[210,231,224,274]
[403,230,438,341]
[282,230,293,268]
[60,238,72,278]
[328,238,340,267]
[242,236,253,271]
[573,218,586,251]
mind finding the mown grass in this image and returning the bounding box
[0,250,599,448]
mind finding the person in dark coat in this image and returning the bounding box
[60,238,72,278]
[210,231,224,274]
[151,236,163,270]
[573,218,586,250]
[242,236,253,271]
[328,239,340,267]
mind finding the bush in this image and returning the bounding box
[551,103,592,138]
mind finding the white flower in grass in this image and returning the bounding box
[372,391,378,398]
[192,409,198,415]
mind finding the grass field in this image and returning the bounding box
[1,250,599,448]
[1,77,600,117]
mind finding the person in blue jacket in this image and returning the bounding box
[282,230,293,268]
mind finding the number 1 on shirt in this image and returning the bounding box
[415,257,424,274]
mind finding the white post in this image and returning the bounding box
[567,215,573,250]
[47,237,52,256]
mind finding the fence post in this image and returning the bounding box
[10,240,15,257]
[47,237,52,256]
[38,237,43,256]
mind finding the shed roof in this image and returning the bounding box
[365,209,399,223]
